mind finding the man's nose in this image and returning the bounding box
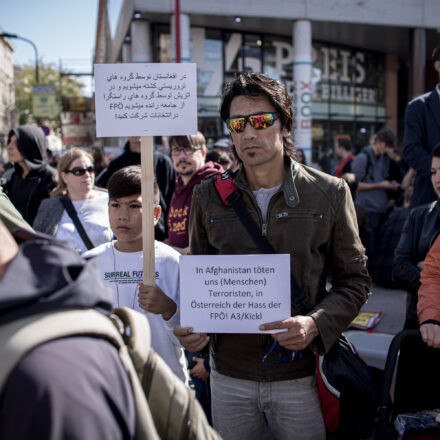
[242,122,257,140]
[118,208,129,219]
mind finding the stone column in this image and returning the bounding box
[292,20,312,163]
[411,28,426,99]
[171,13,191,62]
[130,20,152,62]
[385,53,399,137]
[122,42,132,63]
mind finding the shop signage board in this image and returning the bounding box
[32,84,57,118]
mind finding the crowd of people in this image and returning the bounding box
[0,46,439,439]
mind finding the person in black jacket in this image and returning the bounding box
[96,137,176,241]
[403,45,440,207]
[0,223,136,439]
[393,143,440,329]
[2,126,57,224]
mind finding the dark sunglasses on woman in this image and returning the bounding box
[65,166,95,176]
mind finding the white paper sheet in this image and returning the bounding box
[180,254,291,333]
[94,63,197,137]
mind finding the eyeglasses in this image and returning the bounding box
[170,146,202,156]
[65,166,95,176]
[226,112,280,134]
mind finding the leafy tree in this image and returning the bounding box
[14,60,85,130]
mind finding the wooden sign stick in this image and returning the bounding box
[141,136,155,285]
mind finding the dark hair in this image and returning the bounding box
[168,131,206,152]
[295,148,307,165]
[338,139,352,152]
[432,46,440,64]
[220,73,294,157]
[341,173,359,201]
[205,150,232,169]
[107,165,160,205]
[89,146,106,169]
[432,143,440,159]
[374,128,395,148]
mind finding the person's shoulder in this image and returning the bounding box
[298,163,340,187]
[91,187,109,201]
[40,163,57,178]
[154,150,173,166]
[297,164,350,205]
[407,90,434,107]
[83,241,113,259]
[193,172,218,197]
[2,167,14,183]
[39,196,62,209]
[155,240,181,262]
[409,200,437,218]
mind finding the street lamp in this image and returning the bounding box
[0,32,39,83]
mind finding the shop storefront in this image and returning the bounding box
[153,24,387,159]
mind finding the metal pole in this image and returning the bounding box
[174,0,181,63]
[0,32,39,83]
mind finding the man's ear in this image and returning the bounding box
[153,205,162,225]
[435,60,440,75]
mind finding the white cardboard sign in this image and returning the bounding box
[180,254,291,333]
[94,63,197,137]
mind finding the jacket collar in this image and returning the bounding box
[427,87,440,131]
[234,156,300,208]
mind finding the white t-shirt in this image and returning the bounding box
[83,240,188,384]
[252,184,282,223]
[55,191,112,254]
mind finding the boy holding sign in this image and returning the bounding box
[83,166,187,383]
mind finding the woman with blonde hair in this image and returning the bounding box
[33,148,112,254]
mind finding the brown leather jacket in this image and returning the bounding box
[189,158,371,381]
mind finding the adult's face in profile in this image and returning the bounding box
[431,156,440,198]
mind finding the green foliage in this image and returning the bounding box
[14,60,85,129]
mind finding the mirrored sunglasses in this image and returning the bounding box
[65,166,95,176]
[226,112,280,134]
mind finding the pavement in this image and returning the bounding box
[360,283,407,335]
[345,283,408,370]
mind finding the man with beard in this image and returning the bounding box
[167,132,223,255]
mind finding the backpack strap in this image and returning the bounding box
[213,171,309,311]
[61,196,95,250]
[214,171,274,254]
[0,308,160,440]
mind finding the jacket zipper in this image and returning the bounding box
[275,212,323,220]
[209,216,237,223]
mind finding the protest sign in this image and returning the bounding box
[94,63,197,137]
[180,254,291,333]
[94,63,197,284]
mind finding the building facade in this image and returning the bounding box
[0,32,17,156]
[94,0,440,163]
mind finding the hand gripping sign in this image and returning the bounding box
[94,63,197,284]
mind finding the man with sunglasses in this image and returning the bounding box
[175,73,370,440]
[167,131,223,255]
